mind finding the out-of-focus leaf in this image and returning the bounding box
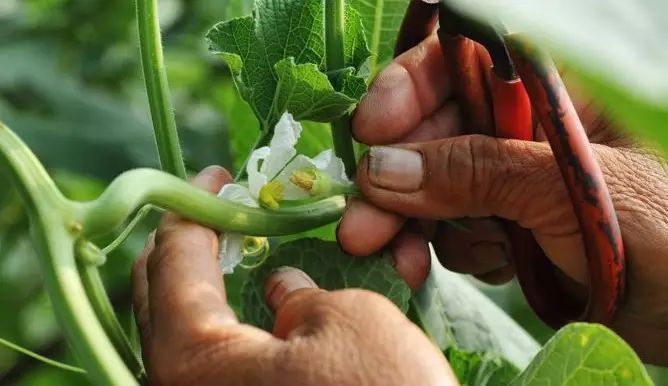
[206,0,371,130]
[223,0,253,19]
[215,82,259,173]
[511,323,653,386]
[451,0,668,153]
[410,253,540,368]
[241,238,411,330]
[0,39,157,179]
[350,0,409,73]
[445,347,520,386]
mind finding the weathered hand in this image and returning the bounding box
[131,166,456,386]
[337,33,668,364]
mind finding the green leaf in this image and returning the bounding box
[206,0,371,131]
[410,255,540,368]
[241,238,411,329]
[445,347,519,386]
[350,0,410,73]
[511,323,653,386]
[450,0,668,153]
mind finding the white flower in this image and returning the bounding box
[217,112,352,273]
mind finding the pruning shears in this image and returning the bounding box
[395,0,625,328]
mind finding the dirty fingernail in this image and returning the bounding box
[264,267,318,311]
[368,146,424,192]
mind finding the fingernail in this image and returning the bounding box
[264,267,318,310]
[470,243,509,271]
[368,146,424,192]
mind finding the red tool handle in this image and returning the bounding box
[490,71,591,326]
[395,3,626,327]
[507,39,626,325]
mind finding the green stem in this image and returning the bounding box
[136,0,187,179]
[331,119,357,178]
[0,122,137,385]
[78,261,146,382]
[234,129,272,182]
[77,168,345,238]
[325,0,357,178]
[0,338,86,374]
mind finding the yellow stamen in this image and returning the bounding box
[290,169,316,192]
[259,180,284,209]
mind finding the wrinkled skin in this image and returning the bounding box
[337,33,668,365]
[132,166,456,386]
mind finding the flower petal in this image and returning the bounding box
[312,149,351,184]
[218,184,259,208]
[247,146,271,198]
[260,112,302,180]
[219,232,245,274]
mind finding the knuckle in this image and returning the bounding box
[428,135,497,215]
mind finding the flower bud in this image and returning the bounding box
[242,236,268,258]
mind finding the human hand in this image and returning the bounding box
[337,34,668,364]
[131,165,456,386]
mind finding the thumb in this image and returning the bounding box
[356,135,570,231]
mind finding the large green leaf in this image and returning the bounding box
[206,0,371,131]
[451,0,668,153]
[241,238,411,330]
[410,254,540,368]
[511,323,653,386]
[350,0,410,72]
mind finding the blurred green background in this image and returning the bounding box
[0,0,615,384]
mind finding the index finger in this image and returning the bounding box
[146,166,237,344]
[352,33,451,145]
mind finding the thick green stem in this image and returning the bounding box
[0,122,137,385]
[77,168,345,239]
[78,261,146,382]
[136,0,187,179]
[325,0,357,178]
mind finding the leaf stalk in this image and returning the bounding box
[325,0,357,178]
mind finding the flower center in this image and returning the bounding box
[258,180,284,209]
[290,169,316,191]
[289,168,330,196]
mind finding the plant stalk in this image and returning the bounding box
[0,122,137,385]
[325,0,357,178]
[78,262,146,382]
[78,168,345,239]
[136,0,187,179]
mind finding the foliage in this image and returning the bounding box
[511,323,652,385]
[445,348,520,386]
[206,0,371,131]
[0,0,667,385]
[242,238,411,329]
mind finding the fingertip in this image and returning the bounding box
[391,227,431,292]
[337,198,405,256]
[264,267,319,312]
[191,165,233,193]
[352,62,421,145]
